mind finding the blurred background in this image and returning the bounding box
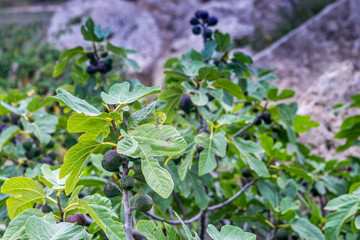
[0,0,359,159]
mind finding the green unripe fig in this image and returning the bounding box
[102,150,123,172]
[1,114,10,123]
[133,194,153,212]
[133,173,146,182]
[23,140,33,151]
[131,162,142,174]
[104,181,121,198]
[120,176,135,191]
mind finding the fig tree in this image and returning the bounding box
[102,150,123,172]
[65,212,86,226]
[120,176,135,191]
[104,181,121,198]
[133,194,153,212]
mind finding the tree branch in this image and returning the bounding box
[146,178,258,225]
[232,115,261,138]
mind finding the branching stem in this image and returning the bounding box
[146,178,258,225]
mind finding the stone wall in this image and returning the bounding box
[254,0,360,159]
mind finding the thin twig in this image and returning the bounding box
[232,115,261,138]
[232,101,269,138]
[57,192,64,222]
[172,191,188,220]
[146,178,258,225]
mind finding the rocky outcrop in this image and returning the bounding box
[47,0,163,74]
[254,0,360,159]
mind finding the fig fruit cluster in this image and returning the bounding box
[190,10,218,40]
[86,51,113,75]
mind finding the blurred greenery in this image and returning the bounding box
[0,23,73,95]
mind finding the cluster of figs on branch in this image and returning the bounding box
[101,150,153,212]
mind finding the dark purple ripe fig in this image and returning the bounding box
[207,16,218,26]
[48,151,56,160]
[100,51,108,58]
[195,10,208,20]
[10,113,20,124]
[120,176,135,191]
[242,133,251,140]
[40,157,53,165]
[262,111,273,124]
[97,63,107,73]
[179,95,194,114]
[197,145,204,153]
[86,52,95,61]
[254,116,262,125]
[102,150,123,172]
[192,26,201,35]
[45,140,54,149]
[65,212,86,226]
[104,181,122,198]
[87,65,97,75]
[133,194,153,212]
[25,151,33,159]
[33,147,42,157]
[190,17,200,25]
[23,140,33,151]
[241,167,252,178]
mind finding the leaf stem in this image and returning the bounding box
[46,196,58,205]
[146,178,258,225]
[57,191,64,222]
